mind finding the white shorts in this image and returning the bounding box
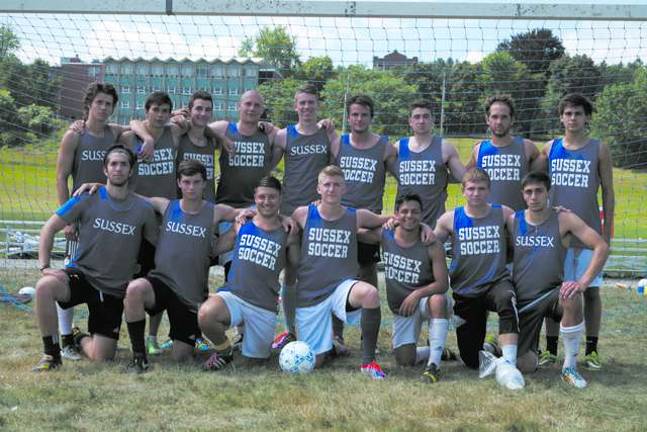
[564,247,603,288]
[217,291,277,359]
[295,279,361,355]
[392,297,431,349]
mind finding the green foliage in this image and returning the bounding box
[0,24,19,60]
[295,56,335,92]
[17,104,60,135]
[257,78,302,126]
[0,55,61,109]
[242,26,300,75]
[444,62,484,135]
[496,28,565,76]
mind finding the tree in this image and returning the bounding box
[0,25,19,60]
[497,28,565,77]
[0,56,60,109]
[240,26,300,75]
[296,56,335,92]
[17,104,58,135]
[444,61,484,135]
[257,77,302,126]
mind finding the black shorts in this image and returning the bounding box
[145,277,199,347]
[358,241,380,266]
[517,289,562,357]
[57,268,124,340]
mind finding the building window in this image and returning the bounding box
[106,64,118,74]
[212,87,223,95]
[181,64,194,77]
[210,65,223,78]
[215,102,224,110]
[228,87,238,96]
[245,67,257,77]
[167,87,176,94]
[152,64,164,76]
[167,65,179,76]
[136,101,144,110]
[182,87,192,95]
[121,63,133,74]
[121,86,131,94]
[120,101,130,109]
[197,64,208,78]
[137,86,146,94]
[229,66,240,77]
[136,63,148,75]
[227,103,236,111]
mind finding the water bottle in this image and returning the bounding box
[495,360,525,390]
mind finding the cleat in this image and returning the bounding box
[271,331,296,350]
[60,344,82,361]
[441,347,458,361]
[126,355,150,374]
[32,354,62,372]
[332,335,351,357]
[584,351,602,370]
[159,339,174,351]
[421,363,440,383]
[483,335,500,356]
[538,350,557,368]
[195,338,210,353]
[561,367,587,388]
[203,350,234,371]
[146,337,161,356]
[360,360,386,380]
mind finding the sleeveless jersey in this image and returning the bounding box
[337,134,388,213]
[281,124,330,215]
[227,221,288,312]
[176,134,217,203]
[382,228,435,314]
[296,204,358,307]
[394,136,448,226]
[512,210,565,306]
[149,200,215,312]
[216,122,272,208]
[72,125,116,191]
[134,126,177,199]
[548,137,602,248]
[56,187,158,298]
[449,205,508,297]
[476,136,528,211]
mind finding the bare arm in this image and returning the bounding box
[443,140,466,182]
[291,206,309,230]
[598,142,615,244]
[212,226,238,256]
[38,214,68,269]
[55,131,79,206]
[356,208,391,230]
[524,139,540,171]
[270,128,287,170]
[357,227,383,245]
[384,141,398,176]
[432,211,454,243]
[213,203,240,225]
[533,140,553,173]
[465,141,480,170]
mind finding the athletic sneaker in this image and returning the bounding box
[159,339,174,351]
[203,350,234,371]
[584,351,602,370]
[126,355,150,374]
[60,344,82,361]
[538,351,557,367]
[561,367,587,389]
[332,335,351,357]
[360,360,386,380]
[441,347,458,361]
[146,337,161,356]
[421,363,440,383]
[195,338,210,353]
[32,354,62,372]
[271,331,296,350]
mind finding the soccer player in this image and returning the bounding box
[536,93,615,370]
[55,82,131,361]
[198,176,300,369]
[434,168,521,381]
[32,145,158,371]
[510,171,609,388]
[360,194,450,383]
[394,100,465,227]
[467,94,540,210]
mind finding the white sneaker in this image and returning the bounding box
[561,367,587,389]
[60,344,82,361]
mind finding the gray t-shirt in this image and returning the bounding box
[133,126,178,199]
[72,125,116,191]
[382,228,435,314]
[281,124,330,215]
[148,200,215,312]
[177,134,217,203]
[56,187,158,298]
[296,204,358,307]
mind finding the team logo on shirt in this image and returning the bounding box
[480,154,522,181]
[339,156,377,183]
[138,148,174,176]
[182,153,214,179]
[383,252,422,284]
[399,160,437,185]
[306,227,351,258]
[165,221,207,238]
[228,141,266,167]
[457,225,501,255]
[550,159,591,187]
[515,234,556,248]
[289,144,327,156]
[93,218,136,236]
[237,233,281,270]
[80,149,107,162]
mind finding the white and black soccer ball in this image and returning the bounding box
[279,341,315,374]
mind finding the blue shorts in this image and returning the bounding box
[564,247,603,288]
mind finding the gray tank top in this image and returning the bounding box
[177,134,217,203]
[449,205,509,297]
[395,136,448,227]
[476,136,528,211]
[512,210,565,306]
[216,122,272,208]
[148,200,215,312]
[296,204,358,307]
[72,126,116,191]
[281,124,331,215]
[548,138,602,248]
[134,126,177,199]
[382,228,435,314]
[227,221,288,312]
[56,187,158,298]
[337,134,387,213]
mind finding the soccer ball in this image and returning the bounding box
[279,341,315,374]
[18,286,36,298]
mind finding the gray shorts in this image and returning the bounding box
[517,288,562,357]
[392,297,431,349]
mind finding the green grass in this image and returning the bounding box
[2,270,647,431]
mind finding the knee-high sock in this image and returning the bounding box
[57,304,74,336]
[560,321,585,370]
[428,318,449,367]
[360,307,381,364]
[416,347,430,364]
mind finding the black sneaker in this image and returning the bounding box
[421,363,440,383]
[126,355,150,374]
[202,350,234,371]
[32,354,62,372]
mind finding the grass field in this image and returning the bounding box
[1,269,647,431]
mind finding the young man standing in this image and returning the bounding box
[32,146,158,370]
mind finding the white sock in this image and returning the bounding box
[501,344,518,366]
[427,318,449,367]
[57,304,74,335]
[416,347,430,364]
[560,321,585,370]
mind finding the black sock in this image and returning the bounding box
[360,307,381,365]
[585,336,598,355]
[332,315,344,340]
[127,319,147,359]
[43,336,61,359]
[546,336,558,356]
[61,333,74,348]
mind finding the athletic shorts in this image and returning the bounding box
[145,277,200,347]
[564,247,603,287]
[217,291,277,359]
[517,288,562,357]
[358,241,380,266]
[392,294,451,349]
[295,279,361,355]
[57,268,123,340]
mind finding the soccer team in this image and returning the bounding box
[32,82,613,389]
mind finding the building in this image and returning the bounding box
[373,50,418,70]
[58,55,105,119]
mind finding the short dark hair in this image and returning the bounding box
[83,82,118,121]
[395,193,423,212]
[484,94,515,118]
[103,144,136,169]
[558,93,594,116]
[177,159,207,181]
[188,91,213,110]
[295,83,320,99]
[409,100,433,116]
[256,175,282,194]
[346,94,374,118]
[145,91,173,112]
[521,171,551,191]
